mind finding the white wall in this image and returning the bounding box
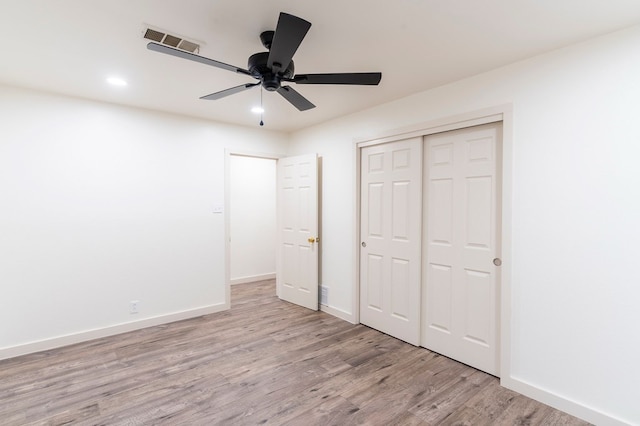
[229,155,276,283]
[289,25,640,425]
[0,86,287,358]
[2,23,639,426]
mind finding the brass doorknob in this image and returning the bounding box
[308,237,316,243]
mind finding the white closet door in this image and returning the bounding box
[423,123,501,376]
[360,138,422,345]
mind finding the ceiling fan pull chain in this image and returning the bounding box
[259,86,264,126]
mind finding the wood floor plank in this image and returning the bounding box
[409,368,494,423]
[284,395,361,425]
[439,379,524,425]
[0,280,590,425]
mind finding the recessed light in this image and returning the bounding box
[251,106,264,114]
[107,77,127,87]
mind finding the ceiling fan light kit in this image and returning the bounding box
[147,12,382,122]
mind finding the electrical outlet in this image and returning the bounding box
[130,300,139,314]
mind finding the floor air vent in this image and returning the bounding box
[143,27,200,53]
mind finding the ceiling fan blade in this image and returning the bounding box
[293,72,382,85]
[147,42,251,76]
[200,83,260,100]
[267,13,311,73]
[277,86,315,111]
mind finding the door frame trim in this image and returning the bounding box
[224,149,285,308]
[353,104,513,381]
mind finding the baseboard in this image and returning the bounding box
[320,303,356,324]
[501,376,631,426]
[230,273,276,285]
[0,302,228,361]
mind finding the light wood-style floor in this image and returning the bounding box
[1,280,590,425]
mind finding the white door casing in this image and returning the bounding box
[277,153,319,311]
[360,138,422,345]
[422,123,502,376]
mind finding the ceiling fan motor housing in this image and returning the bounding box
[248,52,294,91]
[260,30,275,50]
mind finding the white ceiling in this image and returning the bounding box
[2,1,640,132]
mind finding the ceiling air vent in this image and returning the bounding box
[143,27,200,53]
[143,28,164,43]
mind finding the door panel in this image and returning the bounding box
[428,263,453,333]
[422,123,501,376]
[367,254,384,310]
[391,258,410,319]
[360,137,422,345]
[464,269,492,346]
[368,184,384,237]
[277,154,318,310]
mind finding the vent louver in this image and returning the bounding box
[143,28,164,43]
[163,34,181,47]
[143,27,200,53]
[178,40,199,53]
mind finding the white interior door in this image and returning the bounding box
[360,138,422,345]
[277,153,319,311]
[422,122,501,376]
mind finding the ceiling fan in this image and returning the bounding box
[147,12,382,113]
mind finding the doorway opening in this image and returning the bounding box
[229,155,277,284]
[224,150,321,312]
[225,151,281,307]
